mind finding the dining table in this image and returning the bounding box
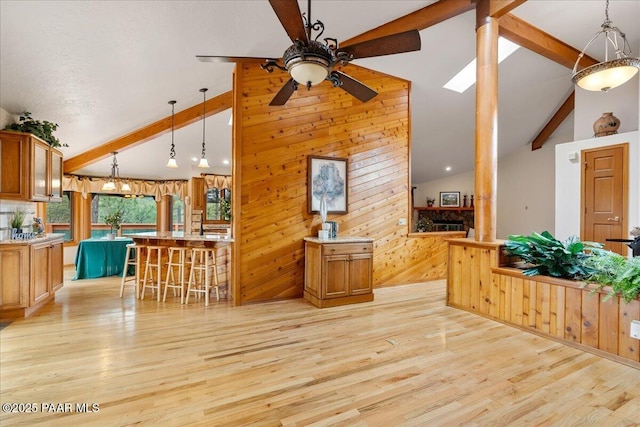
[73,237,134,280]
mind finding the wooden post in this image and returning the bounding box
[474,0,499,242]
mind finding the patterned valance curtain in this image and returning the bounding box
[63,175,188,201]
[203,174,231,190]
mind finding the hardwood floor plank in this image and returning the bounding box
[1,268,639,426]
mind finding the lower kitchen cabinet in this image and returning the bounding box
[303,237,374,308]
[0,234,64,319]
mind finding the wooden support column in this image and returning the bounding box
[475,0,499,242]
[158,195,172,232]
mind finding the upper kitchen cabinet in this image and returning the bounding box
[0,131,63,202]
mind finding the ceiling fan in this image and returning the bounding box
[196,0,421,106]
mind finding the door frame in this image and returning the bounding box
[580,142,628,252]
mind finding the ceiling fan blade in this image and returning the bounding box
[333,71,377,103]
[340,30,421,60]
[269,0,308,43]
[269,78,297,106]
[196,55,270,63]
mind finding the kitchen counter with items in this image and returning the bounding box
[1,233,65,319]
[124,231,234,245]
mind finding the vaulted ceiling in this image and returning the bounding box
[1,1,638,184]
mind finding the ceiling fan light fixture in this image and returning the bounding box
[284,40,333,87]
[571,0,640,92]
[166,100,178,168]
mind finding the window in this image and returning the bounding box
[46,191,72,242]
[205,188,231,222]
[90,194,157,238]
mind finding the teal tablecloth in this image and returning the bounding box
[73,237,134,280]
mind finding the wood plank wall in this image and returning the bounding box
[233,63,453,304]
[447,239,640,367]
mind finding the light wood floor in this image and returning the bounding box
[1,268,639,427]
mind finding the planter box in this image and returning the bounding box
[446,238,639,368]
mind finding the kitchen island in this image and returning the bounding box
[124,231,233,300]
[124,231,234,246]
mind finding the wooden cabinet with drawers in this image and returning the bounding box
[0,130,63,202]
[0,235,64,319]
[303,237,374,308]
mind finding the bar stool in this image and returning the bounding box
[141,245,166,301]
[119,243,145,298]
[163,246,190,304]
[185,247,219,306]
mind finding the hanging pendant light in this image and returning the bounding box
[166,100,178,168]
[572,0,640,92]
[101,152,131,192]
[198,88,210,168]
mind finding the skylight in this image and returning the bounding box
[443,37,521,93]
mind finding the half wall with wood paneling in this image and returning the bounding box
[447,238,640,367]
[232,63,451,304]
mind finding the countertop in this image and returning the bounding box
[303,236,374,244]
[0,233,65,245]
[124,231,234,243]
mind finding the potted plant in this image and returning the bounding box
[104,209,124,240]
[416,216,433,232]
[3,111,67,148]
[10,208,26,236]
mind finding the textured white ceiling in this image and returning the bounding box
[1,1,638,184]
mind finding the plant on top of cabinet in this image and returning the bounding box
[3,112,67,148]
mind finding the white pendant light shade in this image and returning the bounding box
[166,158,178,168]
[573,58,640,92]
[198,158,210,168]
[572,0,640,92]
[121,181,132,192]
[289,61,329,86]
[102,181,116,191]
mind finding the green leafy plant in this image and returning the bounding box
[220,198,232,221]
[584,249,640,303]
[3,111,67,148]
[416,216,433,232]
[504,231,601,280]
[10,208,26,229]
[104,209,124,233]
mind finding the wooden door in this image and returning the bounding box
[322,255,349,298]
[581,144,627,255]
[31,138,50,201]
[349,254,373,295]
[49,148,63,202]
[30,242,51,305]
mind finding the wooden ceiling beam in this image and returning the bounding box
[498,14,597,150]
[489,0,527,19]
[499,13,598,69]
[531,91,574,151]
[340,0,476,48]
[63,90,233,173]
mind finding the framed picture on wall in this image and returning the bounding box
[308,156,348,214]
[440,191,460,207]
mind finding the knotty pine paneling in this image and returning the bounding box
[446,239,639,366]
[234,63,452,304]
